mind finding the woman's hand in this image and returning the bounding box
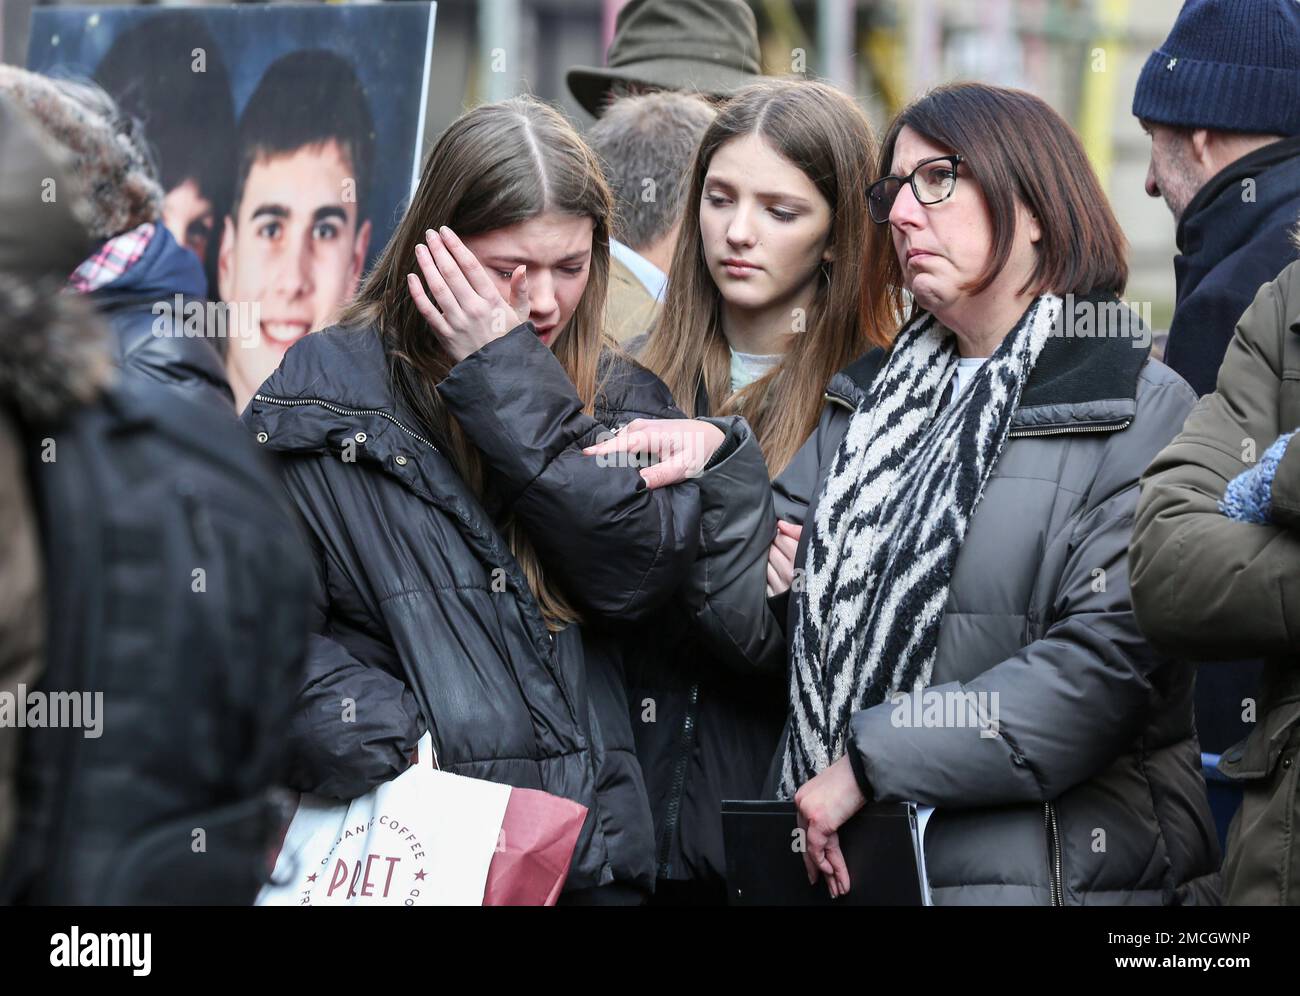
[794,754,867,898]
[582,418,725,489]
[766,520,803,597]
[407,226,531,363]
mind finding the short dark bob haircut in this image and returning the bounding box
[870,82,1128,320]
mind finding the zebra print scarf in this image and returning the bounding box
[778,295,1061,798]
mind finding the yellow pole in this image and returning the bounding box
[1077,0,1130,191]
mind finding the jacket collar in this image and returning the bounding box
[244,323,446,486]
[87,223,207,304]
[610,238,668,302]
[252,323,400,415]
[827,293,1151,435]
[1176,135,1300,255]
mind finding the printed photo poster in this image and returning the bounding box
[28,3,436,409]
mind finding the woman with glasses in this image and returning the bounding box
[738,81,1219,904]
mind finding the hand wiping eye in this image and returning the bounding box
[406,226,532,364]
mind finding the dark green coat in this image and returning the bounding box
[1133,258,1300,905]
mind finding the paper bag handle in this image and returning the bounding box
[412,731,441,771]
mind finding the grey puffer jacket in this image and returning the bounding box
[711,299,1222,905]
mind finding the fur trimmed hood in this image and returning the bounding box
[0,276,111,424]
[0,94,112,422]
[0,65,162,241]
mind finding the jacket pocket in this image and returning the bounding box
[1218,697,1300,782]
[1220,699,1300,904]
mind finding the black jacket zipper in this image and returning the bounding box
[657,682,700,879]
[1044,801,1064,906]
[253,393,441,452]
[824,391,854,412]
[1009,418,1132,439]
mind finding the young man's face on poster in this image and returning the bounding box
[218,138,372,409]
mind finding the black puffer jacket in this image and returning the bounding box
[620,352,787,890]
[244,322,752,894]
[1,94,310,906]
[624,491,785,889]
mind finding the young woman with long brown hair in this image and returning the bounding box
[593,79,892,903]
[637,78,892,476]
[243,95,763,904]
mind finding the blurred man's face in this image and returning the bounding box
[162,178,216,264]
[218,139,371,410]
[1141,121,1205,222]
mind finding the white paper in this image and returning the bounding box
[911,804,935,906]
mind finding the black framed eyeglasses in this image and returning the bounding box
[868,154,965,224]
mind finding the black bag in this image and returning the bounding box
[2,381,310,904]
[722,800,926,906]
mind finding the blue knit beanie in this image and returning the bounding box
[1132,0,1300,136]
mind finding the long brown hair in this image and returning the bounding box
[340,96,613,629]
[639,79,892,478]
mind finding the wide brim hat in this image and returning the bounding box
[567,0,762,118]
